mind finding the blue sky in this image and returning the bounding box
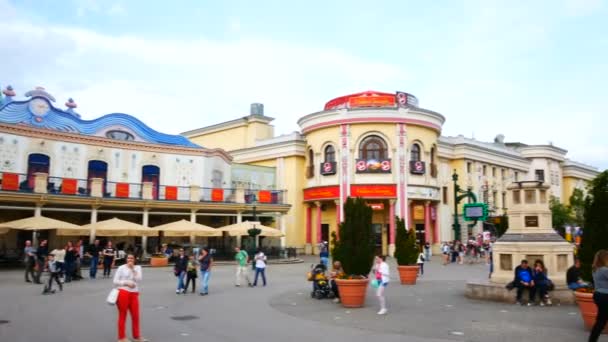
[1,0,607,169]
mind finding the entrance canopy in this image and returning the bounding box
[81,217,158,237]
[219,221,284,237]
[153,219,221,237]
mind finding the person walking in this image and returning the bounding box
[423,242,431,262]
[86,239,103,279]
[198,247,212,295]
[64,241,77,283]
[184,255,197,293]
[50,245,66,280]
[417,249,426,276]
[174,249,188,294]
[441,242,450,266]
[35,239,48,284]
[74,239,84,280]
[103,241,116,278]
[23,240,37,283]
[372,255,390,315]
[42,253,62,294]
[234,247,251,287]
[113,254,148,342]
[252,248,267,287]
[589,250,608,342]
[319,241,329,267]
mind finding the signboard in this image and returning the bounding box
[525,216,539,227]
[410,160,426,175]
[348,94,396,108]
[355,159,391,173]
[1,172,19,191]
[463,203,488,221]
[396,91,419,107]
[61,178,77,195]
[303,186,340,201]
[413,205,425,220]
[115,183,129,198]
[368,203,385,211]
[350,184,397,198]
[258,190,272,203]
[320,162,336,176]
[211,188,224,201]
[165,186,178,200]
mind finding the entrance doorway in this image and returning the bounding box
[415,223,426,247]
[27,153,50,190]
[372,223,383,255]
[142,165,160,199]
[321,224,329,243]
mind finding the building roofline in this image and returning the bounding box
[181,114,275,137]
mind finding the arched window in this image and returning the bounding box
[142,165,160,199]
[410,144,421,161]
[27,153,50,190]
[324,145,336,163]
[359,135,387,160]
[430,147,435,163]
[307,149,314,178]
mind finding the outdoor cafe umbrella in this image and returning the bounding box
[153,219,222,237]
[0,215,82,232]
[219,221,284,237]
[80,217,158,237]
[0,228,9,235]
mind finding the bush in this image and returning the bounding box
[331,197,375,277]
[394,216,419,265]
[578,171,608,282]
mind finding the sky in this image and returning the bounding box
[1,0,606,170]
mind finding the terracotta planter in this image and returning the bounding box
[575,291,608,333]
[335,278,369,308]
[150,257,168,267]
[397,265,419,285]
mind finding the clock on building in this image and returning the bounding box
[29,98,50,116]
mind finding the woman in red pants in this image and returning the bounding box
[113,254,148,342]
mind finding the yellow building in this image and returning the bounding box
[184,91,600,255]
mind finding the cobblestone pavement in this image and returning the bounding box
[0,256,589,342]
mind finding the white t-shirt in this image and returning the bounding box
[255,252,267,269]
[375,262,390,284]
[113,264,142,292]
[417,252,425,264]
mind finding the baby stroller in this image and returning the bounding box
[307,263,335,300]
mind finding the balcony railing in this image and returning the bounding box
[0,172,287,205]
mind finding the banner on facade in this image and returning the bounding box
[211,188,224,202]
[350,184,397,198]
[115,183,129,198]
[413,205,425,220]
[348,94,396,108]
[410,160,426,175]
[61,178,77,195]
[258,190,271,203]
[303,186,340,201]
[320,162,336,175]
[1,172,19,191]
[355,159,391,173]
[165,186,178,200]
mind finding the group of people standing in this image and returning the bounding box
[441,238,492,266]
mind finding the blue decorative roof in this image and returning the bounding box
[0,96,202,148]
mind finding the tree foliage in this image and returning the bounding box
[550,196,572,237]
[570,188,586,227]
[394,216,419,265]
[579,171,608,282]
[495,214,509,238]
[331,197,375,276]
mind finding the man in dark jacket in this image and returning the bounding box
[513,259,535,305]
[567,258,590,290]
[35,240,48,284]
[174,249,188,294]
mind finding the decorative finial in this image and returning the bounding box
[65,97,81,118]
[2,85,15,103]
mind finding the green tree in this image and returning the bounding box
[331,197,375,276]
[394,217,419,265]
[569,188,586,227]
[579,171,608,282]
[550,196,572,237]
[495,214,509,238]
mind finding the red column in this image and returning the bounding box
[389,200,396,245]
[335,200,341,241]
[306,205,312,244]
[433,204,440,243]
[424,201,431,243]
[316,202,322,243]
[407,200,413,230]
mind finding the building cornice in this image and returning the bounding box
[563,160,600,180]
[438,138,530,171]
[0,123,233,162]
[229,136,307,163]
[181,114,275,137]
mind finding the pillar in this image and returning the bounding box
[433,204,440,244]
[89,207,98,244]
[236,211,243,248]
[315,201,322,255]
[389,199,396,256]
[334,200,341,241]
[278,214,286,248]
[189,210,197,245]
[90,178,104,198]
[189,185,201,202]
[33,173,48,194]
[142,209,149,256]
[33,205,42,246]
[142,182,153,200]
[305,204,312,254]
[407,200,413,231]
[424,201,431,243]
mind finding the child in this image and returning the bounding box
[43,254,62,294]
[417,250,426,275]
[372,255,390,315]
[184,255,197,293]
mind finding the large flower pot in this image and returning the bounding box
[397,265,419,285]
[575,291,608,333]
[335,278,369,308]
[150,257,168,267]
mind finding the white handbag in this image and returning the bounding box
[106,288,119,305]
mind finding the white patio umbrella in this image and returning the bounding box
[153,219,222,237]
[219,221,284,237]
[80,217,158,237]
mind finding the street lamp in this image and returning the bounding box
[452,170,478,241]
[247,194,261,251]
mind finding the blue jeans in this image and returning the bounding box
[177,271,186,291]
[254,267,266,286]
[200,270,210,294]
[568,282,588,290]
[90,257,99,279]
[424,249,431,262]
[65,260,74,282]
[320,257,329,267]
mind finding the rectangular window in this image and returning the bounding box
[467,162,472,173]
[514,172,519,182]
[212,170,223,188]
[501,169,505,179]
[482,165,487,176]
[493,191,498,207]
[535,169,545,182]
[502,192,506,209]
[443,186,448,204]
[513,190,521,204]
[492,167,496,177]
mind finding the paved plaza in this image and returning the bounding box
[0,257,591,342]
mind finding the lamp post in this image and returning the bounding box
[247,195,261,252]
[452,170,478,241]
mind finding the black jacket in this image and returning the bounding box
[174,256,188,272]
[567,265,581,284]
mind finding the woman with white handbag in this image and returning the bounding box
[111,254,148,342]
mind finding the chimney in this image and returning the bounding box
[250,103,264,116]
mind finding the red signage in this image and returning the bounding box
[368,203,385,210]
[258,190,271,203]
[165,186,178,200]
[211,188,224,202]
[350,184,397,198]
[348,94,396,108]
[304,186,340,201]
[320,162,337,176]
[61,178,77,195]
[355,159,391,173]
[115,183,129,198]
[1,173,19,191]
[410,161,426,175]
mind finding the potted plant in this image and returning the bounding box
[394,217,420,284]
[150,253,169,267]
[330,197,375,308]
[574,170,608,332]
